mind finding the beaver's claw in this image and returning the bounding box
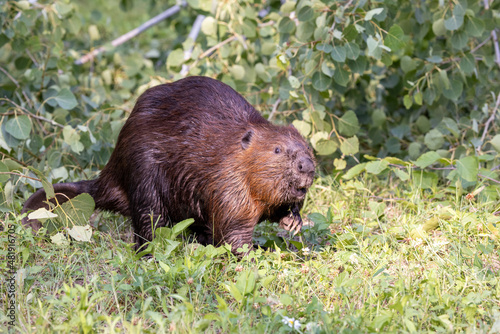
[279,209,303,235]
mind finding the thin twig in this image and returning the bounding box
[491,29,500,68]
[0,66,19,86]
[480,92,500,143]
[0,172,41,182]
[0,99,65,129]
[198,35,239,59]
[75,4,185,65]
[471,35,491,53]
[268,98,281,121]
[478,173,500,184]
[180,14,205,76]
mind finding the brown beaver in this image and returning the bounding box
[22,76,315,254]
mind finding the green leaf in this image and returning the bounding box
[344,42,360,60]
[412,171,438,189]
[444,5,464,31]
[415,151,441,168]
[456,156,478,182]
[171,218,195,239]
[366,35,382,59]
[384,24,405,52]
[338,110,359,136]
[365,8,384,21]
[278,17,295,33]
[459,53,475,75]
[424,129,444,150]
[55,88,78,110]
[68,225,93,242]
[167,49,184,68]
[315,139,337,156]
[297,6,314,21]
[229,65,245,80]
[292,120,311,137]
[383,157,412,166]
[27,207,58,221]
[333,66,350,87]
[288,76,301,89]
[451,31,468,50]
[342,163,367,179]
[296,21,314,42]
[201,17,217,36]
[331,46,346,62]
[54,193,95,227]
[340,136,359,155]
[393,169,410,181]
[281,2,295,14]
[465,16,484,37]
[366,160,389,175]
[226,283,243,303]
[401,56,416,73]
[432,18,446,36]
[312,72,332,91]
[28,167,55,199]
[6,115,32,140]
[280,293,293,306]
[343,25,358,41]
[63,125,84,154]
[491,134,500,152]
[414,92,423,105]
[334,158,347,170]
[51,232,70,246]
[236,270,256,296]
[403,95,413,109]
[0,162,8,183]
[442,79,463,101]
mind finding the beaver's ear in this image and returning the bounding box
[241,130,253,150]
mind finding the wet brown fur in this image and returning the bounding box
[22,76,315,254]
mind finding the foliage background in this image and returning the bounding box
[1,0,500,332]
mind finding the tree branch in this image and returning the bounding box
[491,29,500,68]
[480,92,500,143]
[180,15,206,76]
[75,4,185,65]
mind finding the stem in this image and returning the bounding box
[480,93,500,144]
[75,3,185,65]
[180,14,206,76]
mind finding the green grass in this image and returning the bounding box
[1,175,500,333]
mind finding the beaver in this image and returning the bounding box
[22,76,316,254]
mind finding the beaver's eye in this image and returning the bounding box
[274,147,281,154]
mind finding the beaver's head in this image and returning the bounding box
[240,124,315,205]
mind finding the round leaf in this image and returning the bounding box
[384,24,405,52]
[312,72,332,91]
[6,115,32,140]
[424,129,444,150]
[456,156,478,182]
[339,110,360,136]
[55,88,78,110]
[340,136,359,155]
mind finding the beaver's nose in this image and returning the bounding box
[297,157,315,175]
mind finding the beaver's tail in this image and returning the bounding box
[21,180,98,230]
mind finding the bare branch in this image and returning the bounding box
[0,172,41,182]
[492,29,500,68]
[0,66,19,87]
[268,98,282,121]
[479,173,500,185]
[480,92,500,143]
[181,15,206,76]
[0,98,65,129]
[75,4,185,65]
[198,35,239,59]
